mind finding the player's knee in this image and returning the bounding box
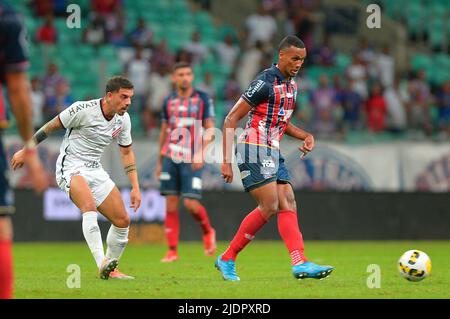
[0,217,13,241]
[79,202,97,213]
[259,200,279,217]
[166,196,179,212]
[183,198,199,213]
[113,214,130,228]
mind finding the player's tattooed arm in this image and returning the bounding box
[119,145,141,211]
[26,116,64,148]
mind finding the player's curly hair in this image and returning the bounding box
[106,76,134,93]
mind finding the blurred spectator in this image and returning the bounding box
[36,14,57,44]
[42,63,66,103]
[127,17,153,48]
[374,45,395,89]
[183,32,209,65]
[44,81,73,122]
[384,77,408,133]
[311,34,337,67]
[365,82,386,133]
[30,77,45,131]
[92,0,119,15]
[29,0,53,17]
[215,34,240,68]
[245,4,277,47]
[175,48,193,64]
[109,24,128,47]
[310,75,338,138]
[290,4,315,50]
[125,46,151,111]
[151,40,175,70]
[408,70,432,135]
[83,16,107,47]
[197,72,216,99]
[436,81,450,136]
[346,53,368,99]
[237,41,265,90]
[103,1,124,34]
[53,0,67,17]
[262,0,286,14]
[356,37,376,68]
[341,78,363,132]
[223,71,241,116]
[145,63,172,120]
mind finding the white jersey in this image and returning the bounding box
[55,98,132,173]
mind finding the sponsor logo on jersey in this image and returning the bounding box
[245,80,265,97]
[261,159,275,168]
[68,100,97,117]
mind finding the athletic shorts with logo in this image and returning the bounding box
[236,143,291,192]
[159,156,203,199]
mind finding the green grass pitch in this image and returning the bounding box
[13,241,450,299]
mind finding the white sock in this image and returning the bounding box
[82,211,105,268]
[106,224,129,260]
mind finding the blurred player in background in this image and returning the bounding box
[156,62,216,262]
[0,0,48,299]
[11,76,141,280]
[217,35,334,281]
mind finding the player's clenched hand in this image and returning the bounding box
[192,161,204,171]
[299,134,314,159]
[130,187,141,212]
[11,149,25,170]
[221,163,233,183]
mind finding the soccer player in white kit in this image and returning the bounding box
[11,76,141,280]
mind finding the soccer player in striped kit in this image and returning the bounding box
[156,62,216,262]
[216,36,334,281]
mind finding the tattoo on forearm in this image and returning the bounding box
[33,127,48,145]
[124,163,137,174]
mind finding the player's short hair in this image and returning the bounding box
[278,35,305,52]
[106,76,134,93]
[172,62,192,73]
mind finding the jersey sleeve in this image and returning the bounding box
[117,112,132,147]
[160,96,169,122]
[200,93,215,120]
[241,78,270,107]
[58,102,87,129]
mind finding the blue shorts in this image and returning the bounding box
[236,143,291,192]
[159,156,203,199]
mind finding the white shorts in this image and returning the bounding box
[56,164,115,207]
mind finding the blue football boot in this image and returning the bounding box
[292,261,334,280]
[215,254,240,281]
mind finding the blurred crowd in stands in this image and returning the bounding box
[26,0,450,141]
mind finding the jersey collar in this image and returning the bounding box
[272,64,289,83]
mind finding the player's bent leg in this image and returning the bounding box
[183,198,216,256]
[0,217,13,299]
[277,183,334,280]
[69,176,113,278]
[97,186,134,279]
[161,195,180,262]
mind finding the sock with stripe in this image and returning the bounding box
[164,210,179,252]
[277,210,307,265]
[82,211,105,268]
[0,240,13,299]
[191,204,212,235]
[221,207,268,261]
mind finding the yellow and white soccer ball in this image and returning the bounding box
[398,250,432,282]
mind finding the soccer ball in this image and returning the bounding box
[398,250,432,282]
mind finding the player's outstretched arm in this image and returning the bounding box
[285,122,315,159]
[10,116,64,170]
[119,145,141,212]
[221,98,252,183]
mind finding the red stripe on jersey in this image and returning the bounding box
[270,79,282,145]
[192,94,203,161]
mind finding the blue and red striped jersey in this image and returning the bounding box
[240,64,298,149]
[161,89,214,161]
